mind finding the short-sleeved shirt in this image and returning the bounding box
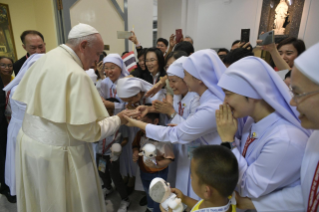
[96,125,129,156]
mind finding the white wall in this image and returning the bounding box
[70,0,125,54]
[70,0,154,54]
[298,0,319,48]
[158,0,318,52]
[157,0,183,42]
[128,0,153,51]
[158,0,263,51]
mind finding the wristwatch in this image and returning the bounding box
[170,112,177,119]
[221,141,236,150]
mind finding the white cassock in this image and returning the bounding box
[4,86,26,196]
[233,113,308,198]
[12,44,122,212]
[252,131,319,212]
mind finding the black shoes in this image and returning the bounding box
[0,189,16,203]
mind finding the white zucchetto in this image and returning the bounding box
[68,23,99,39]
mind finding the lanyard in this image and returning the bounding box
[109,85,117,98]
[102,130,119,155]
[178,101,184,116]
[308,161,319,212]
[242,128,256,158]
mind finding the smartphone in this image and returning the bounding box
[175,29,183,43]
[117,31,132,39]
[259,30,275,45]
[241,29,250,43]
[99,54,104,62]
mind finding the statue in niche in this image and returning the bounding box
[274,0,288,35]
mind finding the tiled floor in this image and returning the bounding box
[0,190,147,212]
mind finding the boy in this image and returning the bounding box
[132,112,175,212]
[96,98,130,211]
[161,145,238,212]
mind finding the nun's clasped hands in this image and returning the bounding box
[215,103,238,143]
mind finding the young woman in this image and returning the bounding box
[124,49,226,158]
[144,48,166,85]
[0,56,15,122]
[99,54,129,114]
[216,56,310,200]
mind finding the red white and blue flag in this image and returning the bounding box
[122,51,137,72]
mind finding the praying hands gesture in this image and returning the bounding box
[215,104,238,142]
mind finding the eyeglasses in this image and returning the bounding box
[104,66,117,71]
[290,86,319,104]
[145,59,157,63]
[0,64,13,69]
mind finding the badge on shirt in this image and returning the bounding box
[98,158,107,173]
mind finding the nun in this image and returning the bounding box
[99,54,129,114]
[164,56,200,200]
[116,77,166,188]
[124,50,225,158]
[236,42,319,212]
[116,77,166,109]
[3,54,44,197]
[216,56,310,200]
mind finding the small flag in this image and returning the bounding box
[122,51,137,72]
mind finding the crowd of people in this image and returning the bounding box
[0,22,318,212]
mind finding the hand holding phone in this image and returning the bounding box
[117,31,132,39]
[241,29,250,43]
[258,30,275,45]
[175,29,183,43]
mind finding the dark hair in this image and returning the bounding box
[223,48,254,66]
[0,56,14,65]
[217,48,229,54]
[192,145,239,197]
[157,38,168,47]
[145,112,160,122]
[285,70,291,79]
[122,51,129,57]
[165,50,188,65]
[145,48,165,74]
[174,41,194,56]
[20,30,45,44]
[106,98,120,103]
[231,40,240,47]
[137,48,148,59]
[102,52,107,57]
[277,37,306,56]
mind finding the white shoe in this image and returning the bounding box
[117,200,130,212]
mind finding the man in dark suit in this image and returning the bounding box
[13,30,46,76]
